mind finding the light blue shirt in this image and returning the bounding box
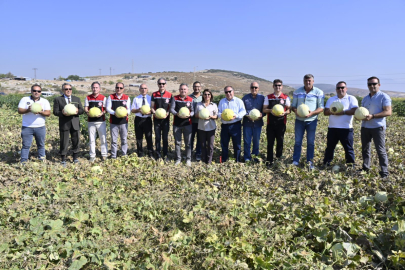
[292,86,324,122]
[218,97,246,124]
[361,91,391,129]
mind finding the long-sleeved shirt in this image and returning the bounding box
[291,86,324,122]
[169,95,195,127]
[131,94,152,118]
[189,93,203,124]
[106,93,131,124]
[218,97,246,124]
[196,102,218,131]
[242,93,265,127]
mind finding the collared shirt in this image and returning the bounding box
[64,94,72,104]
[242,93,265,127]
[325,94,358,129]
[218,97,246,124]
[170,95,195,127]
[196,102,218,131]
[131,94,152,118]
[292,86,324,122]
[85,94,106,122]
[106,94,131,116]
[361,91,391,129]
[18,96,51,127]
[189,93,203,124]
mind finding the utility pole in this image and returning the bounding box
[33,68,38,80]
[110,67,112,76]
[132,59,134,74]
[99,69,101,76]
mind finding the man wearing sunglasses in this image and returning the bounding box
[151,78,172,161]
[323,81,358,167]
[53,83,84,165]
[360,76,391,178]
[242,82,264,162]
[106,82,131,159]
[189,81,203,161]
[218,86,246,162]
[18,84,51,163]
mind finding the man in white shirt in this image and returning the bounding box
[131,84,153,158]
[323,81,358,166]
[18,84,51,163]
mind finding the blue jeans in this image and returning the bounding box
[190,123,201,156]
[243,125,262,161]
[21,126,46,162]
[221,121,242,162]
[293,119,317,163]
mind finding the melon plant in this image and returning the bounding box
[221,109,234,121]
[354,107,369,120]
[30,103,42,114]
[89,107,101,118]
[155,108,167,119]
[330,101,344,114]
[140,105,151,114]
[249,109,260,121]
[64,104,77,116]
[199,108,210,119]
[272,104,284,116]
[297,104,310,117]
[178,107,190,118]
[115,106,128,118]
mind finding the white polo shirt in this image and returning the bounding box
[325,94,358,129]
[18,96,51,127]
[131,94,152,118]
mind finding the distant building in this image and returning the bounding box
[14,77,32,81]
[140,75,151,78]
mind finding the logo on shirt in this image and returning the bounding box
[122,101,127,105]
[280,100,285,104]
[165,99,169,103]
[186,102,190,107]
[98,102,102,107]
[27,102,31,105]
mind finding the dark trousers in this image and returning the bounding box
[154,119,170,157]
[266,123,286,163]
[323,128,355,164]
[199,129,215,164]
[60,127,80,156]
[135,117,153,155]
[361,127,389,177]
[190,123,202,156]
[220,121,242,162]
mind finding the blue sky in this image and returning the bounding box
[1,0,404,91]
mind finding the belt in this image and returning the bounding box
[222,120,241,125]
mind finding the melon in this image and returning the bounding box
[221,109,234,121]
[297,104,310,117]
[272,104,284,117]
[155,108,167,119]
[64,104,77,116]
[249,109,261,121]
[330,101,344,114]
[30,103,42,114]
[89,107,101,118]
[140,104,151,114]
[354,107,369,120]
[178,107,190,118]
[199,108,210,119]
[115,106,128,118]
[332,165,340,173]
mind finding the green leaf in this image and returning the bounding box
[69,256,88,270]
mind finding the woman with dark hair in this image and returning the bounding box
[195,89,218,164]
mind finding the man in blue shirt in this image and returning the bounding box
[360,76,392,178]
[291,74,324,169]
[242,82,264,162]
[218,86,247,162]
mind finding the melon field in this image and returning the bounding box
[1,96,405,269]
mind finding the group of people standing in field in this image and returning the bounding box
[18,74,391,178]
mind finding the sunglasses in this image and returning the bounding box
[203,93,211,96]
[368,83,378,86]
[158,83,166,85]
[274,84,282,87]
[116,87,124,89]
[336,87,345,90]
[251,87,258,89]
[64,88,72,90]
[32,90,42,93]
[225,90,233,94]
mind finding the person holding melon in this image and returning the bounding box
[84,82,108,162]
[195,89,218,164]
[18,84,51,163]
[170,83,194,166]
[291,74,324,169]
[131,84,153,158]
[53,83,84,165]
[263,79,291,166]
[106,82,131,159]
[322,81,358,167]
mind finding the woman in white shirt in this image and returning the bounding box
[195,89,218,164]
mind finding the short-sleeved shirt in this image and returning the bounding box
[242,93,265,127]
[264,92,291,125]
[291,86,324,122]
[361,91,391,129]
[131,94,152,118]
[325,94,358,129]
[151,90,172,122]
[218,97,247,124]
[85,94,106,122]
[189,93,203,124]
[18,96,51,128]
[196,102,218,131]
